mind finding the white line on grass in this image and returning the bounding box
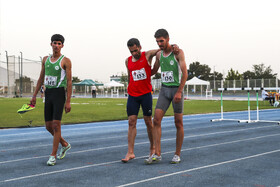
[116,149,280,187]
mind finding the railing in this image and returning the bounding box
[1,78,279,98]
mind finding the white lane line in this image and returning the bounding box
[0,119,175,138]
[0,122,255,151]
[0,110,268,138]
[2,160,122,183]
[1,109,276,133]
[2,141,280,183]
[0,122,275,150]
[116,149,280,187]
[0,111,236,137]
[0,118,275,144]
[0,127,278,166]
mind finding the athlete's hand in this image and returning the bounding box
[30,97,36,106]
[172,44,180,55]
[173,91,182,103]
[65,102,71,113]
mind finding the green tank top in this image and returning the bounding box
[160,51,181,87]
[44,55,67,88]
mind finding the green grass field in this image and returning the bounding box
[0,97,273,128]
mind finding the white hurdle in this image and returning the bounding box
[252,87,280,125]
[211,87,280,125]
[211,87,252,123]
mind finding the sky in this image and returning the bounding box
[0,0,279,83]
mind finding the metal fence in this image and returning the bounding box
[0,56,279,98]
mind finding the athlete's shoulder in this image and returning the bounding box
[42,56,49,65]
[175,49,184,55]
[126,55,133,62]
[156,50,161,59]
[62,56,71,63]
[125,57,129,65]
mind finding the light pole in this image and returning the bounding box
[20,52,23,97]
[213,66,216,90]
[5,51,9,95]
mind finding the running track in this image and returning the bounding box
[1,109,280,187]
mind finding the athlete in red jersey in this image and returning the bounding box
[127,51,152,97]
[121,38,159,163]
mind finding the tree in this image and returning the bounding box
[209,71,223,80]
[242,70,255,79]
[252,63,277,79]
[226,68,242,80]
[241,63,277,79]
[120,72,128,87]
[188,61,211,80]
[72,76,81,83]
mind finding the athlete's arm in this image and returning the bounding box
[174,49,188,103]
[146,45,179,65]
[30,56,47,106]
[151,51,161,76]
[63,57,72,113]
[145,49,161,66]
[125,58,130,84]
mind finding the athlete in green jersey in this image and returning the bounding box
[44,54,67,89]
[31,34,72,166]
[159,51,182,87]
[151,29,188,164]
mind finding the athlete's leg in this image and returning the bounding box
[50,120,64,156]
[154,87,171,156]
[141,93,154,156]
[174,113,184,156]
[171,89,184,157]
[153,109,165,156]
[122,115,137,162]
[143,115,155,156]
[46,121,68,148]
[122,95,140,162]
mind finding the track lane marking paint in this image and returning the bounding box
[116,149,280,187]
[1,133,280,182]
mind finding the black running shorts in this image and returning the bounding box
[126,92,152,117]
[44,87,66,121]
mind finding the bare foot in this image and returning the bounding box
[121,153,135,163]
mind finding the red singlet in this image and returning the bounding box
[127,52,152,97]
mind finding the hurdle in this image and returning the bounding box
[211,87,252,122]
[252,87,280,125]
[238,87,256,123]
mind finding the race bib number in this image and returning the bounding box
[132,68,147,81]
[45,76,57,87]
[161,71,174,83]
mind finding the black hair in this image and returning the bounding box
[154,29,169,39]
[127,38,140,47]
[51,34,65,44]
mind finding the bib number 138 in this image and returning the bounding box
[132,68,147,81]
